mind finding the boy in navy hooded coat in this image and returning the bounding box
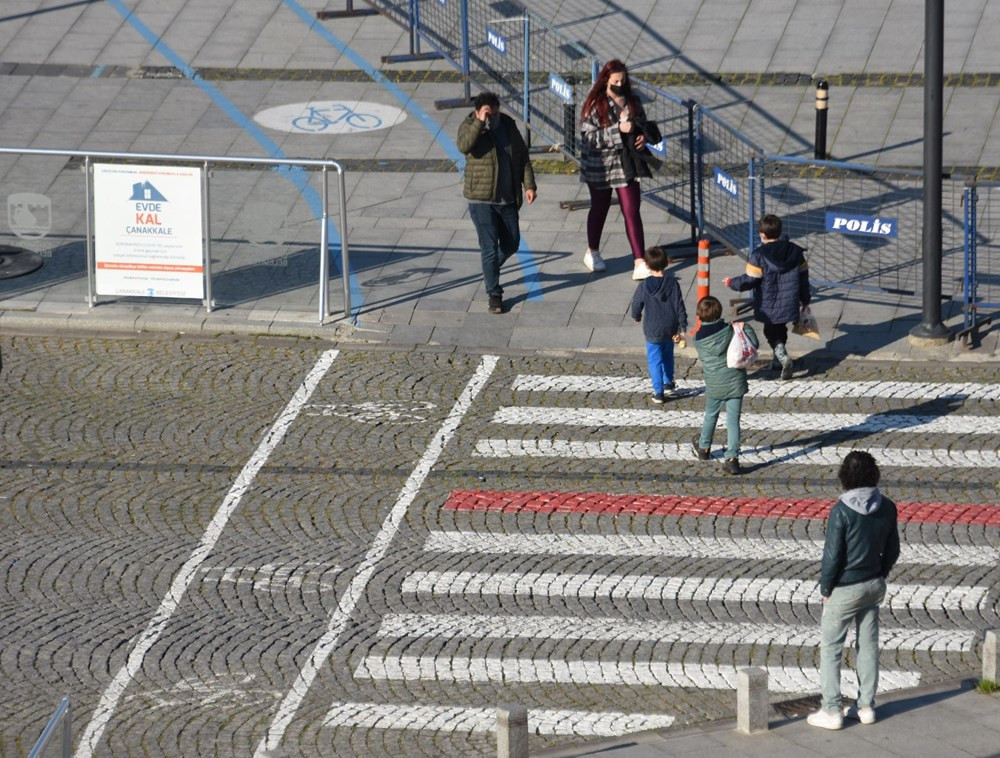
[631,246,687,403]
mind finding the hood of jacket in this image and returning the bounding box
[759,236,807,273]
[643,273,676,297]
[840,486,882,515]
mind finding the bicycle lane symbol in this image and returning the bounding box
[254,101,407,134]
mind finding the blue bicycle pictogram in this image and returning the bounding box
[291,103,384,132]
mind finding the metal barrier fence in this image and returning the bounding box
[696,106,766,255]
[28,696,71,758]
[340,0,998,316]
[0,147,349,323]
[964,181,1000,322]
[760,157,973,302]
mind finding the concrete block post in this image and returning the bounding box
[736,667,769,735]
[497,704,529,758]
[984,629,999,683]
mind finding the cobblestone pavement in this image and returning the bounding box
[1,333,997,757]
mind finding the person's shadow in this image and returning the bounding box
[738,395,967,474]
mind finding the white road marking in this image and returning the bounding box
[199,563,341,591]
[511,374,1000,401]
[473,438,1000,468]
[377,614,977,652]
[421,531,997,567]
[354,655,921,694]
[76,349,341,758]
[256,356,499,757]
[491,406,1000,435]
[399,570,988,612]
[323,702,675,736]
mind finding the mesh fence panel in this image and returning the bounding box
[697,107,763,255]
[968,182,1000,310]
[760,161,967,299]
[631,81,695,226]
[412,0,464,66]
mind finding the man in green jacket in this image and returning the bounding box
[808,450,900,730]
[457,92,536,314]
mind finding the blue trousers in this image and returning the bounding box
[698,396,743,460]
[645,340,675,394]
[468,202,520,296]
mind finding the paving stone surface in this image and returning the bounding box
[1,334,997,756]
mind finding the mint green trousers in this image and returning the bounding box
[820,576,886,712]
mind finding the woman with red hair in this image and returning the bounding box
[579,59,661,279]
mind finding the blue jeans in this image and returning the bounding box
[468,202,520,296]
[820,577,886,712]
[699,396,742,460]
[645,340,675,394]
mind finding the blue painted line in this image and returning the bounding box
[282,0,543,302]
[91,64,105,78]
[104,0,365,319]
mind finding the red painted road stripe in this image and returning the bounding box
[444,490,1000,526]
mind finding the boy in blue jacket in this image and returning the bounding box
[725,214,810,379]
[631,246,687,403]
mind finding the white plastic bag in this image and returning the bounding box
[726,321,758,369]
[793,305,821,339]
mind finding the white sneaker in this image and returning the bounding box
[583,249,606,272]
[632,259,651,280]
[806,709,843,730]
[843,704,876,724]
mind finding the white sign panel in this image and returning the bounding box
[94,164,203,299]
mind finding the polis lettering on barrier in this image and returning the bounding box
[825,212,897,238]
[487,27,506,55]
[548,73,573,104]
[714,166,738,199]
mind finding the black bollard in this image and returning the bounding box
[814,79,829,160]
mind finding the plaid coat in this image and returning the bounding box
[579,97,652,189]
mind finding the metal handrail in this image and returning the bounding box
[28,695,71,758]
[0,146,349,323]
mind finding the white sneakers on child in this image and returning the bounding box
[583,249,606,272]
[632,259,651,280]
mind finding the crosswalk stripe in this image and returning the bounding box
[399,569,988,612]
[443,490,1000,526]
[323,702,675,736]
[354,655,921,694]
[377,614,977,652]
[421,531,996,567]
[491,406,1000,435]
[511,375,1000,401]
[473,438,1000,468]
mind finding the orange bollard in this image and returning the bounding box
[691,238,710,334]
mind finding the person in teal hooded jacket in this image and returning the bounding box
[808,450,900,731]
[691,295,758,475]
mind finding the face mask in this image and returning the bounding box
[609,83,625,96]
[489,114,501,129]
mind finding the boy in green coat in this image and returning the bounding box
[691,295,758,475]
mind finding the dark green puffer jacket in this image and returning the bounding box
[693,318,758,399]
[457,112,535,206]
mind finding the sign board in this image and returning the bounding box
[647,137,666,157]
[93,164,204,299]
[487,26,507,55]
[714,166,738,199]
[825,212,897,238]
[548,73,573,104]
